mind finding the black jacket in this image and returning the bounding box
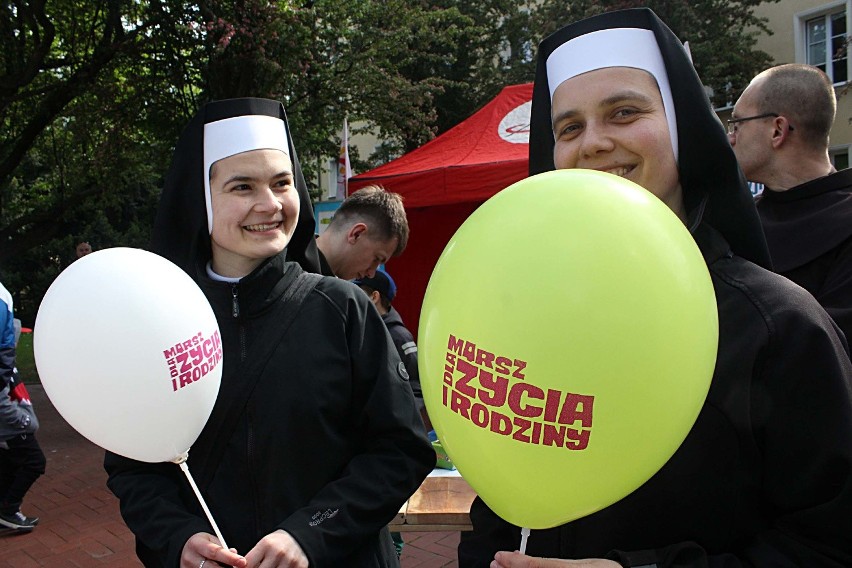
[106,255,434,566]
[757,168,852,345]
[382,307,424,413]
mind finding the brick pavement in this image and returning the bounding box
[0,385,459,567]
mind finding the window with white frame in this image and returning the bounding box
[798,2,850,84]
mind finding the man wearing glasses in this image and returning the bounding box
[730,63,852,344]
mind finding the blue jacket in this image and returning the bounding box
[0,282,31,440]
[1,282,17,389]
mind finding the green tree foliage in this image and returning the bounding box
[197,0,486,170]
[393,0,537,148]
[1,0,776,323]
[532,0,778,108]
[0,0,204,321]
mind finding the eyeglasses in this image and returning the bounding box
[726,112,794,135]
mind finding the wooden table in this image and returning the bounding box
[390,471,477,532]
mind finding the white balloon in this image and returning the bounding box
[34,248,223,463]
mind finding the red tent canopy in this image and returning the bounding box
[349,83,533,335]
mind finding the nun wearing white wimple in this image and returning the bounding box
[458,8,852,568]
[104,98,434,568]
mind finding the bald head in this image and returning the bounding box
[747,64,835,148]
[732,64,837,189]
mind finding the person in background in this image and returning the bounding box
[354,268,429,429]
[0,280,45,532]
[315,185,408,279]
[75,241,93,259]
[104,98,433,568]
[730,63,852,344]
[355,268,429,559]
[458,8,852,567]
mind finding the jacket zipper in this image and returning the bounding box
[247,407,261,535]
[231,283,247,361]
[231,283,240,318]
[232,281,255,528]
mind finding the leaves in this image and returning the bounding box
[0,0,777,322]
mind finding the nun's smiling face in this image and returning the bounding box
[551,67,685,220]
[209,149,299,277]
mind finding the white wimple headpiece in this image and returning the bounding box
[546,27,678,160]
[203,115,290,233]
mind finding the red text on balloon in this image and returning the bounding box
[442,334,594,450]
[163,330,223,392]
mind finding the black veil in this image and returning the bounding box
[150,98,321,277]
[529,8,771,268]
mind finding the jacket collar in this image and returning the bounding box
[198,252,301,318]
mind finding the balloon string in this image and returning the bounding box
[519,526,530,554]
[178,461,229,550]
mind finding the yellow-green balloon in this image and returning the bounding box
[419,169,718,529]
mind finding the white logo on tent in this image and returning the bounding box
[498,101,531,144]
